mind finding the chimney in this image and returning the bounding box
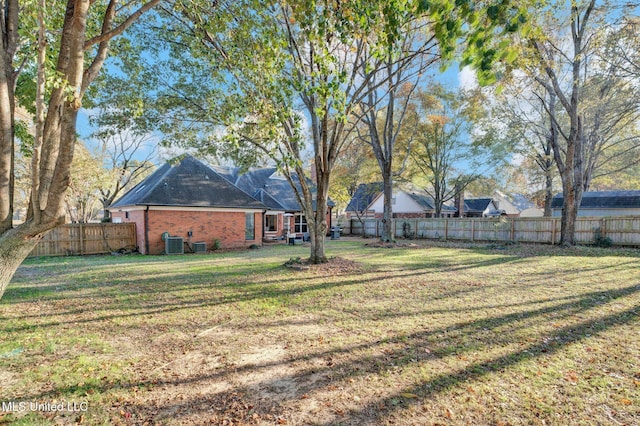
[454,183,464,218]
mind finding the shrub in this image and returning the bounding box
[593,227,613,248]
[402,222,415,239]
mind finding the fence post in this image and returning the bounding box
[444,219,448,241]
[79,223,84,256]
[510,218,515,241]
[551,219,557,245]
[471,219,475,242]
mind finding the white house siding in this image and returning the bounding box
[369,190,426,215]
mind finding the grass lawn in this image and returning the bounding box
[0,238,639,425]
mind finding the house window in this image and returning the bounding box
[265,214,278,232]
[294,214,308,233]
[125,211,130,219]
[245,213,255,240]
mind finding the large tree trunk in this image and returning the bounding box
[543,170,553,217]
[0,78,14,234]
[308,218,327,264]
[381,173,394,242]
[0,221,54,299]
[0,39,15,234]
[0,0,159,300]
[0,0,17,235]
[101,198,112,221]
[308,162,329,263]
[559,179,577,246]
[536,1,594,246]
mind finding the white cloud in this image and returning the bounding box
[458,66,478,90]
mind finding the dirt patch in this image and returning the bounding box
[364,240,425,249]
[236,345,299,401]
[284,256,366,275]
[0,370,19,390]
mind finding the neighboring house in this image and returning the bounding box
[344,184,528,219]
[463,198,505,218]
[551,190,640,217]
[109,155,267,254]
[344,182,384,219]
[520,207,544,218]
[215,166,335,241]
[492,190,529,217]
[347,187,457,218]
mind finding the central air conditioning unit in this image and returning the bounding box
[165,236,184,254]
[193,242,207,253]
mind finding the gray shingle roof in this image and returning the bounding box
[407,192,457,212]
[464,198,493,213]
[235,167,334,212]
[345,183,383,212]
[111,155,267,209]
[551,190,640,209]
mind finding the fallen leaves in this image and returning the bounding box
[400,392,418,399]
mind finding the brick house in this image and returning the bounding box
[213,165,334,241]
[109,156,267,254]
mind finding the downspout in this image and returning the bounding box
[144,206,150,255]
[262,209,267,242]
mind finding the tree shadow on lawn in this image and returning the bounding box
[3,245,526,328]
[1,265,459,333]
[4,261,290,303]
[468,243,640,259]
[7,241,548,307]
[12,283,639,424]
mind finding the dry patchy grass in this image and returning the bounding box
[0,238,639,425]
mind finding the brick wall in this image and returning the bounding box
[111,209,263,254]
[149,210,262,254]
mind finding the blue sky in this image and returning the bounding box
[77,63,471,159]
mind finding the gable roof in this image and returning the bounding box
[407,192,457,212]
[253,188,285,210]
[464,198,494,213]
[551,190,640,209]
[110,155,267,210]
[235,167,334,211]
[346,182,383,212]
[493,190,532,213]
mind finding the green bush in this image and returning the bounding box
[593,227,613,248]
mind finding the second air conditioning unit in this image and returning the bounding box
[193,242,207,253]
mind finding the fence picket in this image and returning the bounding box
[28,223,137,257]
[349,217,640,246]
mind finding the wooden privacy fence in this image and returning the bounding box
[348,216,640,246]
[29,223,137,257]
